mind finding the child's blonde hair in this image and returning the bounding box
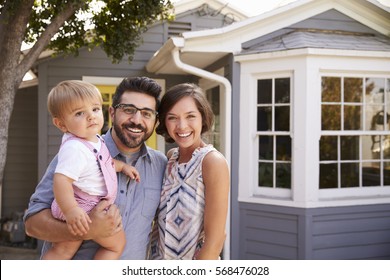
[47,80,103,118]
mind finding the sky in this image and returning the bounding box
[173,0,390,17]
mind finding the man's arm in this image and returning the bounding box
[24,155,122,243]
[25,200,123,242]
[25,209,79,242]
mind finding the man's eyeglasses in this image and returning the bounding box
[114,104,158,120]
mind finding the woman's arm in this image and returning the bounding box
[195,151,230,260]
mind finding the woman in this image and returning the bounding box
[152,83,230,260]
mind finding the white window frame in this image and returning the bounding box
[239,70,294,203]
[253,73,293,198]
[237,48,390,208]
[318,73,390,200]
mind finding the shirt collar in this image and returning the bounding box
[103,128,151,161]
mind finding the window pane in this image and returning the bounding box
[320,136,338,161]
[371,135,390,159]
[275,78,290,104]
[340,163,359,188]
[321,76,390,190]
[259,136,273,160]
[384,165,390,186]
[362,162,380,186]
[275,106,289,131]
[257,77,291,190]
[368,108,386,131]
[258,79,272,104]
[322,77,341,102]
[362,135,377,160]
[386,78,390,120]
[276,136,291,161]
[344,78,362,103]
[366,78,385,104]
[383,136,390,160]
[259,162,273,187]
[322,105,341,130]
[257,107,272,131]
[320,163,338,188]
[276,163,291,188]
[344,105,361,130]
[341,136,359,160]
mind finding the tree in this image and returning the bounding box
[0,0,173,201]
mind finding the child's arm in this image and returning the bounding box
[113,159,140,182]
[53,173,92,235]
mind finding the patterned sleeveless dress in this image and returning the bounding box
[151,144,216,260]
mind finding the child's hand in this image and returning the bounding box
[122,165,141,182]
[64,206,92,236]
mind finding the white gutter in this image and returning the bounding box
[170,42,232,260]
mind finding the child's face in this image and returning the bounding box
[54,99,104,142]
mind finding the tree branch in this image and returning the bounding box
[16,2,84,82]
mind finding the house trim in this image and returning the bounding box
[235,48,390,62]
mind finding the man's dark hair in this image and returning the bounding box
[112,76,162,109]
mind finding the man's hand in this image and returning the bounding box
[83,200,123,240]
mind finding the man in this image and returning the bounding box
[24,76,167,259]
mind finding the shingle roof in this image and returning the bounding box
[241,29,390,54]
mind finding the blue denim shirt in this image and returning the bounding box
[24,130,167,259]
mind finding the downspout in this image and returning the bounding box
[171,46,232,260]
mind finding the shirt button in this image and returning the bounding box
[120,190,124,194]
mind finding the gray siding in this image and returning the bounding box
[237,203,390,260]
[242,9,384,52]
[290,9,382,34]
[3,86,38,217]
[311,205,390,259]
[238,204,300,259]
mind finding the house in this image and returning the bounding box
[4,0,390,259]
[2,0,246,232]
[146,0,390,259]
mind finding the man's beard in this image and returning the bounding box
[113,121,153,149]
